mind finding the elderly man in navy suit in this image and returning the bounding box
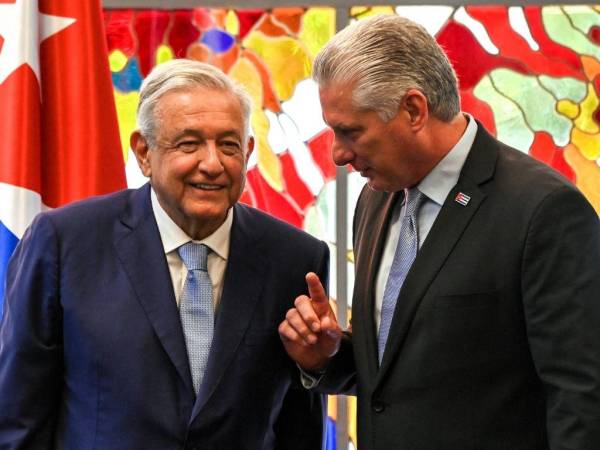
[0,59,328,449]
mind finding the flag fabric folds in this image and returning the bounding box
[0,0,126,314]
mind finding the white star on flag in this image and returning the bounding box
[0,0,76,86]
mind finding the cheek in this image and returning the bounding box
[160,156,197,180]
[226,162,247,193]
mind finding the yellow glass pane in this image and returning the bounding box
[225,10,240,36]
[327,395,337,421]
[113,90,140,161]
[155,45,174,65]
[571,127,600,160]
[574,83,600,134]
[109,49,128,73]
[564,144,600,215]
[557,99,580,119]
[229,56,263,115]
[243,31,311,101]
[229,56,283,191]
[253,109,284,192]
[299,8,336,59]
[350,6,395,19]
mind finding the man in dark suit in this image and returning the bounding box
[279,14,600,449]
[0,59,328,449]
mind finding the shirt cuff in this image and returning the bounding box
[298,364,326,389]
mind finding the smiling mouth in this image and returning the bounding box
[191,183,223,191]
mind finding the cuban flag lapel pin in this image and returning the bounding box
[455,192,471,206]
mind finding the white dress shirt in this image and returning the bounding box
[374,114,478,331]
[150,188,231,310]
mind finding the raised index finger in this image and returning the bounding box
[306,272,328,306]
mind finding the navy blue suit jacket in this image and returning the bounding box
[0,183,329,449]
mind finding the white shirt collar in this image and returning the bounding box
[150,187,232,261]
[418,113,477,205]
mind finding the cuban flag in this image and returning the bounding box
[0,0,127,316]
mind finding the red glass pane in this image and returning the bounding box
[134,10,170,77]
[591,26,600,46]
[236,9,265,39]
[280,152,314,212]
[192,8,214,31]
[437,21,526,90]
[168,11,201,59]
[104,10,136,56]
[247,169,303,228]
[466,6,584,80]
[524,7,583,72]
[460,89,496,135]
[307,129,336,181]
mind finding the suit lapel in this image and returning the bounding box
[114,184,194,394]
[190,204,267,422]
[376,124,498,383]
[354,191,399,378]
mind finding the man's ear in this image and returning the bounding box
[245,136,255,163]
[130,131,152,177]
[401,89,428,131]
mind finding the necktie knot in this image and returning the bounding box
[403,188,425,218]
[178,242,209,271]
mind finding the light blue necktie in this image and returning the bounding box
[178,242,214,394]
[378,188,425,364]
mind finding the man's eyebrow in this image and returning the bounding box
[332,123,362,132]
[169,129,242,140]
[170,129,203,140]
[217,130,242,140]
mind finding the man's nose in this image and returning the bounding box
[197,142,224,175]
[331,137,353,167]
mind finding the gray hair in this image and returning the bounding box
[313,14,460,122]
[137,59,252,146]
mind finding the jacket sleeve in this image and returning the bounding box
[274,239,330,449]
[313,187,373,396]
[522,185,600,447]
[0,213,63,449]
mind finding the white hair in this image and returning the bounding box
[313,14,460,122]
[137,59,252,146]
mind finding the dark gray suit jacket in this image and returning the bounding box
[320,123,600,449]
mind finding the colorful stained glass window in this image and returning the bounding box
[346,5,600,216]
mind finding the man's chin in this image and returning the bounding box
[366,178,386,192]
[366,178,402,193]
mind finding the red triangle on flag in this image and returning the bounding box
[0,0,126,210]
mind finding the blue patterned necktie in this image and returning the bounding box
[378,188,425,364]
[178,242,214,394]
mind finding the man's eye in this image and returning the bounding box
[177,141,199,152]
[220,141,241,154]
[336,129,358,141]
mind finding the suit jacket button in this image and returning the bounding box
[372,401,385,413]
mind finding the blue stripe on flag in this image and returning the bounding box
[0,220,19,318]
